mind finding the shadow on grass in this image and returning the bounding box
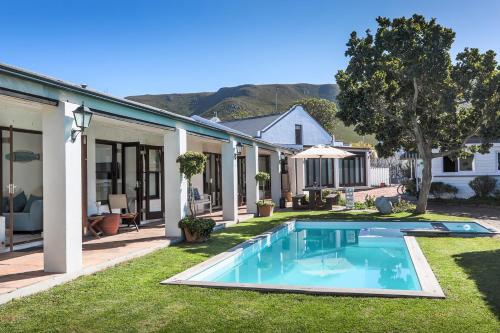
[453,249,500,320]
[175,210,442,257]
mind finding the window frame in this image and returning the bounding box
[294,124,303,145]
[442,155,475,173]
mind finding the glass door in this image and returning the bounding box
[122,142,142,218]
[203,153,222,208]
[143,145,164,220]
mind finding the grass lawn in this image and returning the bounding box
[0,210,498,333]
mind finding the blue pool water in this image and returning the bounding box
[187,221,491,291]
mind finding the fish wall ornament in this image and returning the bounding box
[5,150,41,162]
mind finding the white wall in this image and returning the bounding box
[431,143,500,198]
[260,106,332,146]
[370,167,390,187]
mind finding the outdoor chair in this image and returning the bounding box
[192,188,212,214]
[108,194,139,232]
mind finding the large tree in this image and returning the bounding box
[335,15,499,213]
[294,98,338,135]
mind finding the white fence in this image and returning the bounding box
[370,167,390,186]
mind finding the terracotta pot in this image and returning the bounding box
[183,228,206,243]
[101,214,120,235]
[258,205,274,217]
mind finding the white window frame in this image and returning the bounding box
[442,155,475,173]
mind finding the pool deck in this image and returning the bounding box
[162,220,449,299]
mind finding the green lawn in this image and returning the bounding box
[0,211,499,333]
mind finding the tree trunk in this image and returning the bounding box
[188,180,195,217]
[415,156,432,214]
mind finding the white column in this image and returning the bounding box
[222,139,238,221]
[296,158,305,194]
[365,151,371,187]
[86,133,97,215]
[288,155,297,195]
[42,101,82,273]
[334,158,340,188]
[164,128,188,238]
[270,150,281,204]
[245,144,259,214]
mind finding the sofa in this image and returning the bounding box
[2,192,43,232]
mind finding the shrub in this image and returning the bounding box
[178,217,216,239]
[354,201,368,210]
[430,182,458,198]
[469,176,497,198]
[392,200,416,213]
[364,195,376,208]
[256,200,275,207]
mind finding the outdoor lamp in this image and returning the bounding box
[71,102,93,142]
[234,142,243,158]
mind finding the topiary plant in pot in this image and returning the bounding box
[178,217,216,243]
[256,200,275,217]
[177,151,214,242]
[254,172,271,216]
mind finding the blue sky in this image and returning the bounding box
[1,0,498,97]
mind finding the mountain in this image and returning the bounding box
[126,83,375,144]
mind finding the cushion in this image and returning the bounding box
[192,188,201,201]
[23,195,43,213]
[13,191,27,212]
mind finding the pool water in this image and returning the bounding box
[186,221,491,291]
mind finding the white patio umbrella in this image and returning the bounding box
[291,145,354,188]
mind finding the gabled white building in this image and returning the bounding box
[221,105,372,192]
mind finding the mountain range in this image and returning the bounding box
[126,83,375,144]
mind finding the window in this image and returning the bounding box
[305,158,335,187]
[443,156,458,172]
[295,124,302,145]
[497,152,500,171]
[443,155,474,172]
[459,155,474,171]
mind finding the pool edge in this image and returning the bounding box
[161,220,446,299]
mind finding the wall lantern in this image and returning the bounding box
[234,142,243,159]
[71,103,93,142]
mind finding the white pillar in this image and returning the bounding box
[42,101,82,273]
[164,128,188,238]
[334,158,340,188]
[222,139,238,221]
[296,158,305,194]
[365,151,371,187]
[270,150,281,204]
[86,134,97,215]
[245,144,259,214]
[288,155,297,195]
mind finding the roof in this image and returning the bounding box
[220,113,282,137]
[0,62,292,153]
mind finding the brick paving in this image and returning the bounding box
[351,186,399,202]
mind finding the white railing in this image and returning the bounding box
[370,167,390,186]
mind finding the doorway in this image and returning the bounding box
[203,153,222,208]
[95,140,164,222]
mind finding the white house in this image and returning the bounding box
[431,141,500,198]
[0,62,292,274]
[221,105,372,192]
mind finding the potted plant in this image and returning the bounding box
[178,216,216,242]
[177,151,215,242]
[255,172,271,215]
[256,200,275,217]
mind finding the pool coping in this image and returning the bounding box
[161,220,445,299]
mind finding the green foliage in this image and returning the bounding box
[256,200,275,207]
[392,200,417,213]
[354,201,368,210]
[178,216,216,239]
[364,195,376,208]
[430,182,459,198]
[177,151,207,216]
[402,179,417,196]
[335,14,499,213]
[255,172,271,183]
[295,98,338,135]
[469,176,497,198]
[176,151,207,182]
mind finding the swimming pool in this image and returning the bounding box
[163,221,492,298]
